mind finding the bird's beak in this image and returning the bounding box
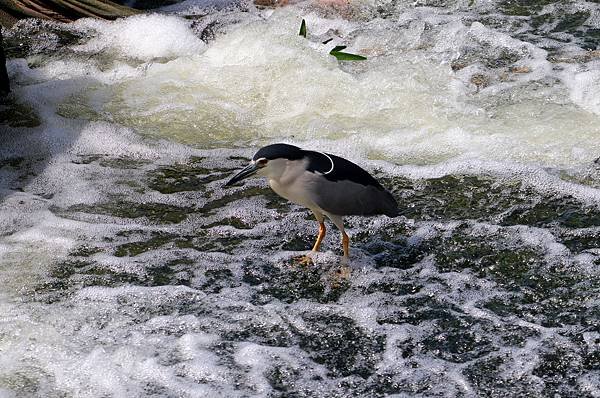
[225,163,260,186]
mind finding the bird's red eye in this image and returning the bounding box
[257,159,268,167]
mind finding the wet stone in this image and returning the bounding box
[483,277,595,328]
[3,19,87,58]
[363,371,430,397]
[68,244,102,257]
[356,222,424,269]
[500,197,600,228]
[199,186,286,215]
[56,200,195,224]
[531,12,555,29]
[559,229,600,253]
[432,233,540,289]
[294,312,385,378]
[205,217,253,230]
[265,365,301,396]
[388,175,527,222]
[56,95,100,121]
[498,324,540,347]
[376,295,464,326]
[146,162,223,194]
[552,11,590,33]
[58,262,140,289]
[146,262,193,287]
[0,98,41,128]
[420,317,495,363]
[29,260,103,302]
[244,259,350,304]
[38,242,199,294]
[114,231,178,257]
[0,372,43,396]
[463,356,522,397]
[143,382,170,397]
[200,268,239,293]
[98,157,150,169]
[279,234,315,251]
[366,241,427,270]
[451,40,528,71]
[111,228,246,257]
[69,154,150,169]
[574,28,600,51]
[222,322,294,348]
[0,157,25,168]
[71,154,103,165]
[533,348,585,397]
[363,281,422,296]
[583,350,600,371]
[499,0,557,17]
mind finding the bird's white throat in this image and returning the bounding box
[262,158,321,213]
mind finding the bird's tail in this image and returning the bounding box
[382,190,400,217]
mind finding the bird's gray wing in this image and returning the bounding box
[305,174,398,217]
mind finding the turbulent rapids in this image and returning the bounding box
[1,0,600,396]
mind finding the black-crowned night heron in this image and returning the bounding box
[225,143,398,259]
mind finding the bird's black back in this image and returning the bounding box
[304,151,386,190]
[303,150,399,217]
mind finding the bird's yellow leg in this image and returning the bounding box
[329,232,351,286]
[292,219,325,266]
[342,231,350,259]
[312,222,326,252]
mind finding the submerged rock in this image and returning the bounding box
[0,97,40,127]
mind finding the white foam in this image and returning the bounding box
[561,66,600,116]
[62,6,593,171]
[68,122,160,159]
[160,0,241,12]
[73,14,206,60]
[0,389,16,398]
[7,2,599,170]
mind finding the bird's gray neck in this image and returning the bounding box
[265,158,309,186]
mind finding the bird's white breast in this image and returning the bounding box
[267,159,323,213]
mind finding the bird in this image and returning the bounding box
[225,143,398,260]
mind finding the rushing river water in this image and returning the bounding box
[2,0,600,396]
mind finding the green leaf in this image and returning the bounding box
[299,19,307,38]
[329,46,367,61]
[331,52,367,61]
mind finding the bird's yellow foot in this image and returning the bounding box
[291,254,314,266]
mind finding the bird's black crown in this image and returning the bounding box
[253,143,304,161]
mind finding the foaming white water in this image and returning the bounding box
[73,14,206,60]
[6,1,600,173]
[22,4,596,169]
[561,66,600,115]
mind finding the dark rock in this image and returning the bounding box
[0,28,9,94]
